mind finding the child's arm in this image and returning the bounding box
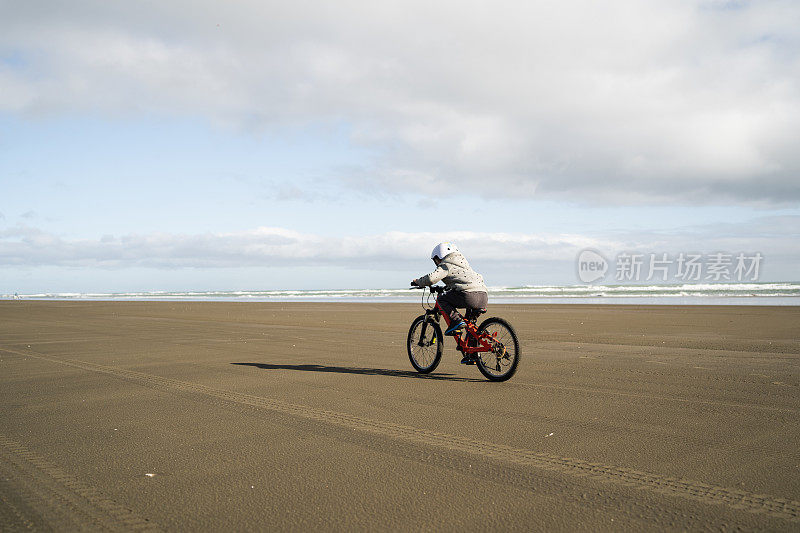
[412,265,447,287]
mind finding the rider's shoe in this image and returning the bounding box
[444,320,465,336]
[460,355,476,365]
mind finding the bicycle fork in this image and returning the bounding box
[418,312,435,347]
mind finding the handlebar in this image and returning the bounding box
[411,284,444,311]
[410,285,445,294]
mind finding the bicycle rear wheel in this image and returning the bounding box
[475,317,520,382]
[407,315,443,373]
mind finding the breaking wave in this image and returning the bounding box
[3,282,799,304]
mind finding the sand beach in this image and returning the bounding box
[1,301,798,530]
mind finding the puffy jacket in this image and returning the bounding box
[416,252,487,292]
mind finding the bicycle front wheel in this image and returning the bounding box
[475,317,520,382]
[407,315,443,373]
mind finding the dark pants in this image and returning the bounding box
[437,290,488,324]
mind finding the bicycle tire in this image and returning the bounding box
[475,317,520,382]
[407,315,443,373]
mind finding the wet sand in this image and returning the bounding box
[1,301,798,531]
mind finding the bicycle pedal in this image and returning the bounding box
[460,356,476,365]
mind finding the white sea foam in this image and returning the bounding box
[3,282,799,304]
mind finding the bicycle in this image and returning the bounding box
[407,285,520,382]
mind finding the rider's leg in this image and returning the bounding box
[458,291,489,364]
[437,290,467,334]
[442,291,488,323]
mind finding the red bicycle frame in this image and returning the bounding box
[432,299,496,355]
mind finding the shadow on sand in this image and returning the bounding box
[231,362,482,382]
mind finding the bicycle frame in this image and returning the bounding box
[419,290,496,355]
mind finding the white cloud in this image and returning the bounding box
[0,225,606,268]
[1,218,796,276]
[2,1,799,204]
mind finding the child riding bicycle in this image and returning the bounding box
[411,243,488,360]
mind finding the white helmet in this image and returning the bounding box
[431,242,458,261]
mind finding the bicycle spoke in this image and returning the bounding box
[408,319,442,373]
[474,319,520,380]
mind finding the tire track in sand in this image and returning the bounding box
[0,435,159,531]
[4,346,799,523]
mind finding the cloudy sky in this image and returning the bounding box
[2,0,799,292]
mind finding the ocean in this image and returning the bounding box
[4,282,800,305]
